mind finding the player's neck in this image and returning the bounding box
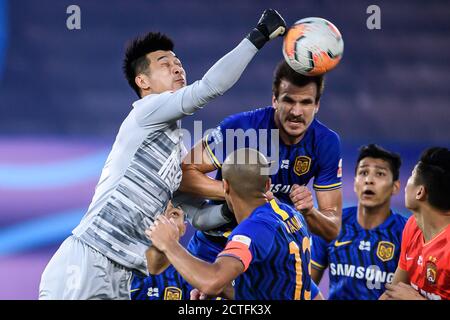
[357,201,391,230]
[232,197,267,223]
[414,205,450,242]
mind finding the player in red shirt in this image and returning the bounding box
[380,147,450,300]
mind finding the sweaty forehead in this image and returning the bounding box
[278,79,317,99]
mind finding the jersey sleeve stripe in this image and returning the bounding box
[218,240,252,272]
[203,134,222,169]
[311,259,326,270]
[313,182,342,190]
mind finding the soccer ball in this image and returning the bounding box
[282,17,344,76]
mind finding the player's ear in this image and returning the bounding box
[223,179,230,195]
[314,101,320,114]
[392,180,400,196]
[272,95,278,110]
[135,73,151,92]
[416,185,427,201]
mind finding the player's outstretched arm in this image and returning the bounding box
[171,191,233,231]
[134,9,286,126]
[148,215,243,296]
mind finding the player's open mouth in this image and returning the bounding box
[362,190,376,198]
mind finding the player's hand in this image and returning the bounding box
[265,190,275,201]
[247,9,286,49]
[146,215,180,252]
[190,288,209,300]
[289,184,314,215]
[383,282,426,300]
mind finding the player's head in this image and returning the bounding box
[405,147,450,213]
[123,32,186,98]
[164,200,187,236]
[222,148,271,214]
[354,144,402,209]
[272,61,325,144]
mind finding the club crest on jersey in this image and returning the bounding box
[426,257,437,285]
[164,287,182,300]
[376,241,395,262]
[294,156,311,176]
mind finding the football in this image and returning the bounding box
[282,17,344,76]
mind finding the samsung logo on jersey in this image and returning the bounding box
[329,263,394,284]
[270,184,292,194]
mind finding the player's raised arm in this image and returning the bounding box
[148,215,243,297]
[133,9,286,126]
[179,140,225,200]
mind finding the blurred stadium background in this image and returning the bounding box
[0,0,449,299]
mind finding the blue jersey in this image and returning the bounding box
[202,106,341,237]
[311,206,408,300]
[218,200,312,300]
[130,239,216,300]
[186,106,338,298]
[205,106,342,199]
[130,265,192,300]
[130,220,319,300]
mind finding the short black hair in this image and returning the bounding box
[355,144,402,181]
[272,61,325,103]
[123,32,174,98]
[415,147,450,211]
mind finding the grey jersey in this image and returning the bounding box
[72,38,258,275]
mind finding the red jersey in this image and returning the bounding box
[399,216,450,300]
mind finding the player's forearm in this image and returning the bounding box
[179,165,225,200]
[146,247,170,275]
[177,39,258,115]
[303,208,341,241]
[163,241,228,296]
[200,38,258,97]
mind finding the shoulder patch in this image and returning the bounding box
[231,235,252,247]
